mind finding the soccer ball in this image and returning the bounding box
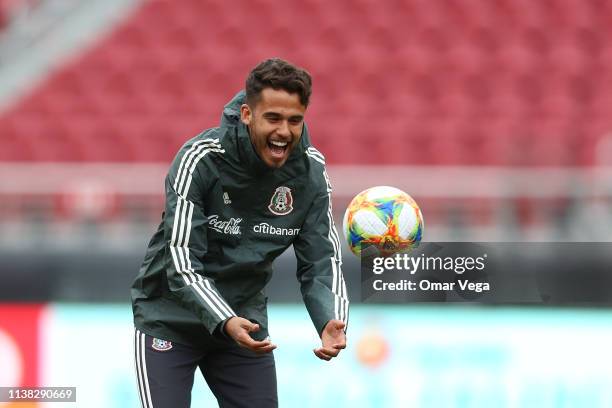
[342,186,424,257]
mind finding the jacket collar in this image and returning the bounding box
[237,121,274,174]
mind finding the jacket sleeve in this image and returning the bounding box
[163,142,236,334]
[293,169,349,336]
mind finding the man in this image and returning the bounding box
[131,58,349,408]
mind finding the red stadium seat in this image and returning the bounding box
[0,0,609,165]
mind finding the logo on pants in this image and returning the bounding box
[152,338,173,351]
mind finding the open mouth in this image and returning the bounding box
[267,140,289,158]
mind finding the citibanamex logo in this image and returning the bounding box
[208,215,242,235]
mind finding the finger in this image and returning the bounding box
[252,344,277,354]
[331,335,346,347]
[237,335,276,351]
[243,322,260,333]
[251,340,277,351]
[238,335,270,348]
[333,343,346,350]
[313,348,331,361]
[316,346,340,358]
[241,343,276,354]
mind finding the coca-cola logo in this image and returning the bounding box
[208,214,242,235]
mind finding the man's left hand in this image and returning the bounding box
[313,320,346,361]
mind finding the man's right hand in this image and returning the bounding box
[224,317,277,354]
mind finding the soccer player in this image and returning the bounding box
[131,58,349,408]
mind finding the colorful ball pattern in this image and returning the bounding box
[343,186,424,257]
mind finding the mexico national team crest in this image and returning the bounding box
[269,186,293,216]
[152,338,173,351]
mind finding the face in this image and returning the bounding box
[240,88,306,169]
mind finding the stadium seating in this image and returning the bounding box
[0,0,611,165]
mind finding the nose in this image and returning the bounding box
[277,120,291,138]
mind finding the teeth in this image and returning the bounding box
[270,141,287,147]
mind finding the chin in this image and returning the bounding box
[268,161,285,169]
[265,158,287,169]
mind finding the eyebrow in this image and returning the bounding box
[262,112,304,121]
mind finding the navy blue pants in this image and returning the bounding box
[134,329,278,408]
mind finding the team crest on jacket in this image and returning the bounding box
[151,338,173,351]
[269,186,293,215]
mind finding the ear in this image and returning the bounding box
[240,104,252,125]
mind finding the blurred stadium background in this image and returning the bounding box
[1,0,612,407]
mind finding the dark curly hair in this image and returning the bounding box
[245,58,312,108]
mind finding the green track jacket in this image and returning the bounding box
[131,91,349,345]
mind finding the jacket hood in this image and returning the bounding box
[220,90,244,130]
